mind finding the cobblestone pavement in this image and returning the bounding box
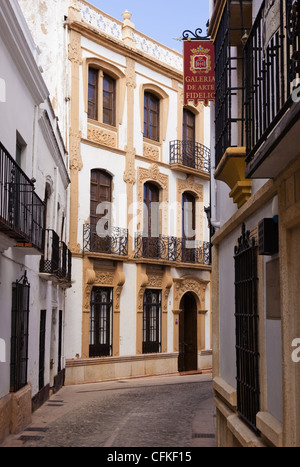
[1,373,216,448]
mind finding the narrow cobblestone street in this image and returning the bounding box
[1,373,215,448]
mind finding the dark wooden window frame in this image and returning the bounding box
[88,67,116,126]
[144,92,160,141]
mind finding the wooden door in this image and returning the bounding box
[182,192,196,262]
[178,293,197,372]
[143,182,160,258]
[182,109,196,168]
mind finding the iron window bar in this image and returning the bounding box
[134,232,211,265]
[214,0,246,168]
[83,224,128,256]
[0,141,45,251]
[39,229,72,282]
[169,140,211,173]
[234,224,260,432]
[245,0,300,162]
[10,271,30,393]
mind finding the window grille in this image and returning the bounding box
[234,224,260,432]
[89,287,113,357]
[10,272,30,393]
[143,289,161,354]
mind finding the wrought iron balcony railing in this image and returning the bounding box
[83,224,128,256]
[39,229,72,282]
[134,232,211,265]
[0,142,45,251]
[245,0,300,163]
[169,140,210,173]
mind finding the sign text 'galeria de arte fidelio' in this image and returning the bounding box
[183,40,215,107]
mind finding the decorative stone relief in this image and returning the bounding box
[68,32,82,65]
[143,143,160,161]
[173,276,209,312]
[87,125,117,148]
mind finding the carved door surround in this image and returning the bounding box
[136,264,172,354]
[82,257,125,358]
[172,276,209,354]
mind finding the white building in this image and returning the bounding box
[209,0,300,447]
[0,0,71,442]
[18,0,213,384]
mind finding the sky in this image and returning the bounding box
[90,0,210,53]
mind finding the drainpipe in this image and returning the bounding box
[31,104,39,183]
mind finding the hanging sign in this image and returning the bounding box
[183,40,215,107]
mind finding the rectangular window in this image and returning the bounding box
[144,93,159,141]
[89,287,113,357]
[88,68,98,120]
[143,289,161,354]
[103,74,116,126]
[10,273,30,393]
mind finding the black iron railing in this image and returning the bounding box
[245,0,300,161]
[214,0,246,167]
[40,229,72,282]
[0,142,44,251]
[134,232,211,265]
[169,141,210,173]
[83,224,128,256]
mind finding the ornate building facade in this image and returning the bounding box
[18,0,212,385]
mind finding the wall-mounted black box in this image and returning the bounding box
[258,218,279,255]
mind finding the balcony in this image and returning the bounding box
[244,0,300,178]
[39,229,72,284]
[134,232,211,266]
[83,224,128,256]
[169,141,210,177]
[0,142,44,253]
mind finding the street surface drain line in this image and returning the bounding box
[24,427,48,432]
[18,435,44,441]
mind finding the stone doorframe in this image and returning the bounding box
[82,257,126,358]
[172,276,209,353]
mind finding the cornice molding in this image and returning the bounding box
[68,20,183,81]
[0,0,49,104]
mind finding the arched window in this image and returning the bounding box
[144,92,160,141]
[183,108,196,142]
[143,182,160,258]
[182,109,196,168]
[182,192,196,262]
[90,169,112,252]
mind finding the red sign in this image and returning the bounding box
[183,40,215,107]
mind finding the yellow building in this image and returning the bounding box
[209,0,300,447]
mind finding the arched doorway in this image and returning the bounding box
[178,292,198,372]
